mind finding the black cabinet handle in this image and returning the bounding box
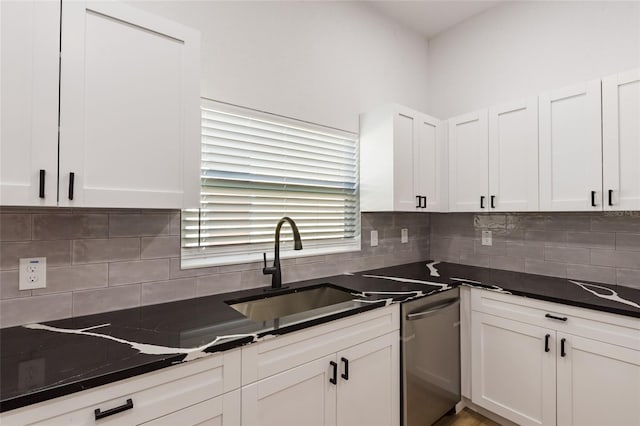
[544,334,550,353]
[416,195,421,209]
[341,357,349,380]
[591,190,597,207]
[422,196,427,209]
[480,196,485,209]
[545,313,567,322]
[94,398,133,420]
[560,338,567,357]
[68,172,75,200]
[329,361,337,385]
[608,189,614,206]
[39,170,45,198]
[490,195,496,209]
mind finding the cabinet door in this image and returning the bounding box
[241,354,337,426]
[449,110,489,212]
[415,114,445,212]
[393,110,417,211]
[0,0,59,206]
[59,1,200,208]
[336,332,399,426]
[603,69,640,211]
[488,97,539,211]
[142,390,240,426]
[471,312,556,426]
[539,80,602,211]
[556,334,640,426]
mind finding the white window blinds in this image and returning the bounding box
[181,100,360,267]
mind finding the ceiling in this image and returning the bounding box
[369,1,503,39]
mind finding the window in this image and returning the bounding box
[181,100,360,268]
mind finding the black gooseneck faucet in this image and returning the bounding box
[262,217,303,291]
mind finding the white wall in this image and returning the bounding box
[128,1,429,133]
[426,1,640,118]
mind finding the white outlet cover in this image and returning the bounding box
[481,230,493,246]
[401,228,408,243]
[370,230,379,247]
[19,257,46,290]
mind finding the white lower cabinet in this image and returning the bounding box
[469,289,640,426]
[241,332,399,426]
[142,389,241,426]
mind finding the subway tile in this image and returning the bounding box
[1,293,72,328]
[616,269,640,290]
[141,236,180,259]
[505,242,544,260]
[33,264,108,295]
[591,214,640,233]
[566,264,616,284]
[109,214,169,237]
[241,268,274,289]
[73,238,140,264]
[525,230,567,246]
[170,258,220,279]
[32,214,108,240]
[511,213,592,232]
[0,240,71,270]
[544,246,589,264]
[489,256,525,272]
[591,249,640,269]
[169,211,182,236]
[0,214,31,241]
[430,213,476,237]
[0,270,31,299]
[196,272,243,296]
[474,240,506,257]
[474,214,507,230]
[566,232,615,249]
[73,285,141,316]
[141,278,196,305]
[615,233,640,252]
[459,252,491,268]
[109,259,170,286]
[525,259,567,278]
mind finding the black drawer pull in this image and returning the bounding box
[591,190,597,207]
[341,357,349,380]
[544,334,550,353]
[68,172,75,200]
[94,398,133,420]
[416,195,421,209]
[480,195,485,209]
[545,313,567,322]
[608,189,614,206]
[560,338,567,357]
[39,169,45,198]
[329,361,337,385]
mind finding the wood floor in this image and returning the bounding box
[432,408,502,426]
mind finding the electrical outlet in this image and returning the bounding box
[19,257,46,290]
[401,228,408,243]
[370,230,379,247]
[481,231,493,246]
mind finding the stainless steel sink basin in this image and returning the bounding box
[227,284,356,322]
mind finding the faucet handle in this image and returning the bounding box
[262,252,267,269]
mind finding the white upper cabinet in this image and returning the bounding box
[0,0,60,206]
[59,1,201,208]
[539,80,603,211]
[360,104,446,212]
[448,110,489,212]
[602,68,640,211]
[488,97,539,211]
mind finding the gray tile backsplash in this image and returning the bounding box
[430,212,640,290]
[0,208,429,327]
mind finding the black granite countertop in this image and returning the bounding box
[1,260,639,413]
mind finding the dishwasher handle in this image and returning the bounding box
[406,298,460,321]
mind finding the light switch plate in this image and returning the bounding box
[19,257,46,290]
[370,230,379,247]
[481,231,493,246]
[401,228,408,243]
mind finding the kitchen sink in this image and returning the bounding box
[227,284,356,322]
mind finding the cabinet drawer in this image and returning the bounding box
[141,389,240,426]
[1,349,241,426]
[470,288,640,350]
[241,304,399,385]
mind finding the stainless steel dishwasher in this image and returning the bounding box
[401,287,460,426]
